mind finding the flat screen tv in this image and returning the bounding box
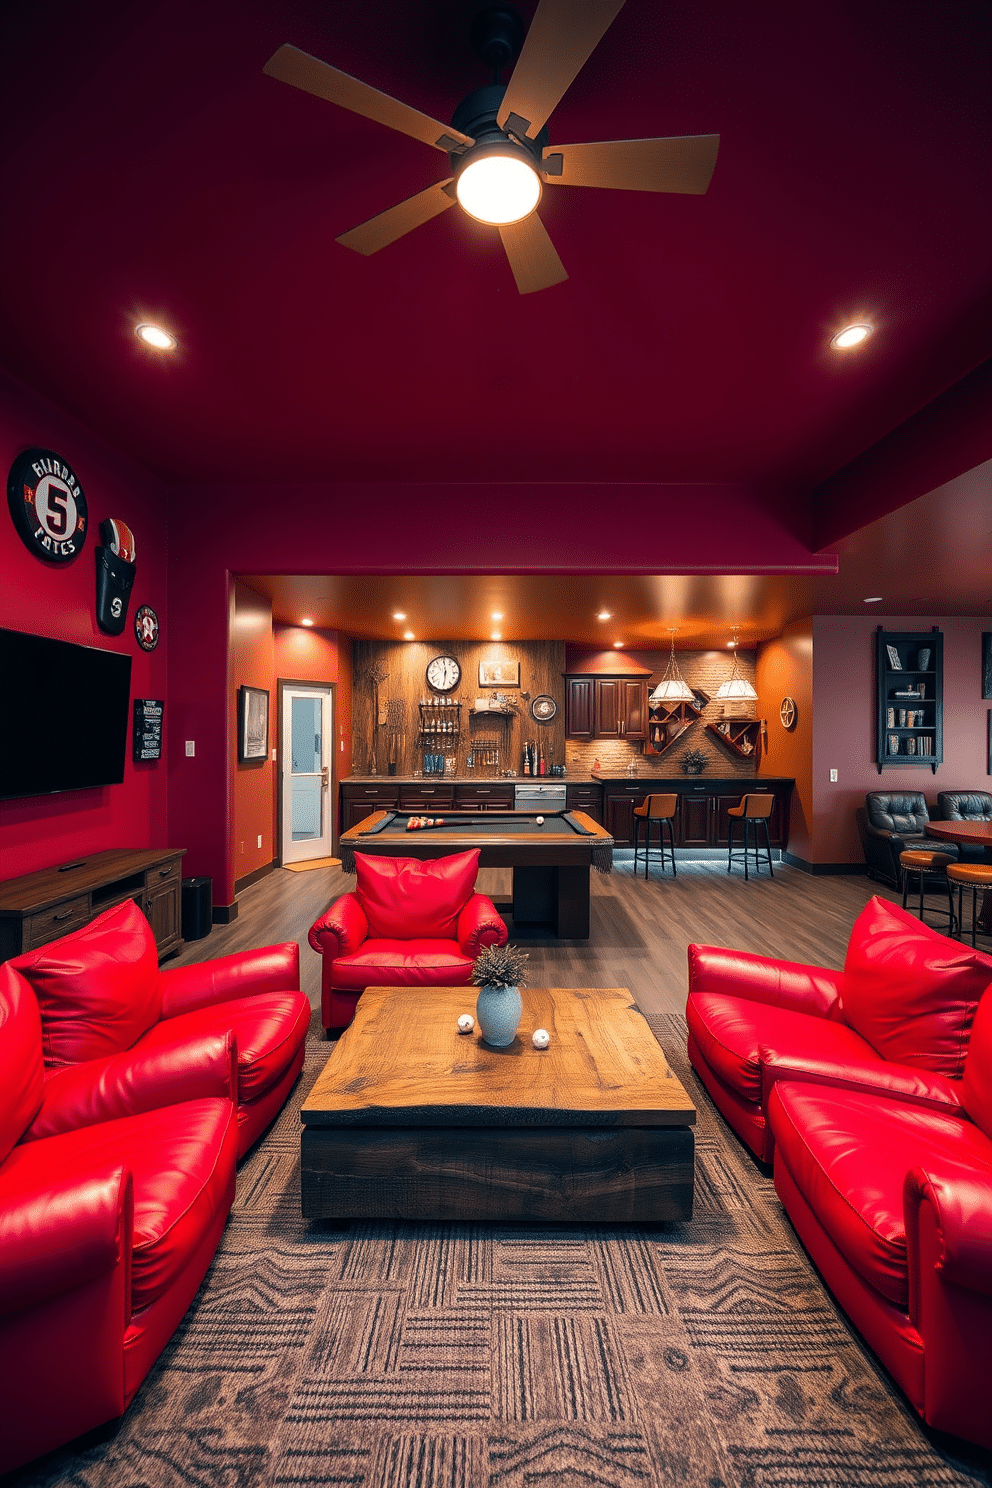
[0,628,133,801]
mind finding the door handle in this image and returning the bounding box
[321,766,329,788]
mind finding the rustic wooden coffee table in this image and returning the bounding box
[301,985,695,1222]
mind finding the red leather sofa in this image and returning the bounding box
[309,848,508,1033]
[686,896,989,1164]
[10,898,311,1157]
[0,961,239,1473]
[686,895,992,1447]
[0,900,313,1472]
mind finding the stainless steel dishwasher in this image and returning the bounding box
[514,782,567,812]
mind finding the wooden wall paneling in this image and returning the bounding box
[351,640,566,777]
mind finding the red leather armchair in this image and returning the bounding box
[309,848,508,1033]
[686,896,990,1163]
[767,986,992,1448]
[0,961,239,1473]
[10,898,311,1157]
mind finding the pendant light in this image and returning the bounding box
[715,629,758,701]
[650,628,696,704]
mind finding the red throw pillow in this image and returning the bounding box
[842,896,992,1077]
[963,985,992,1138]
[0,966,44,1162]
[13,899,162,1068]
[354,850,480,940]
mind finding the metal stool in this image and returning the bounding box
[899,849,957,934]
[632,793,678,878]
[727,794,774,880]
[946,862,992,945]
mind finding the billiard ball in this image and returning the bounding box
[457,1014,475,1034]
[532,1028,550,1049]
[536,815,544,824]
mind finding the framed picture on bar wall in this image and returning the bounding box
[479,659,520,688]
[983,633,992,700]
[238,685,269,763]
[988,710,992,776]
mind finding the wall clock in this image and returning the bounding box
[779,696,798,730]
[531,695,557,722]
[426,654,461,692]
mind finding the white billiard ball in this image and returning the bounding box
[532,1028,550,1049]
[457,1014,475,1034]
[536,815,544,824]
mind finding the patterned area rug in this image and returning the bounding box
[14,1016,992,1488]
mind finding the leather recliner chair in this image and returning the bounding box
[856,790,958,888]
[937,791,992,863]
[309,848,508,1034]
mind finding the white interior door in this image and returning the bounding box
[281,685,333,864]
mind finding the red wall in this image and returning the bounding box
[231,581,275,885]
[811,614,989,865]
[0,369,170,877]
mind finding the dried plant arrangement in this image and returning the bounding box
[471,943,530,990]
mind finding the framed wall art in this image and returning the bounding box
[988,710,991,776]
[479,659,520,688]
[983,633,992,700]
[238,685,269,763]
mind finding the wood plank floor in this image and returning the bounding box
[170,856,904,1019]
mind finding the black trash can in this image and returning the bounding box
[181,876,213,942]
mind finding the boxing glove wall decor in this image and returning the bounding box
[95,517,136,634]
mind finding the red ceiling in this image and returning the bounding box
[1,1,989,492]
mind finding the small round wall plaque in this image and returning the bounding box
[7,447,88,564]
[134,605,160,651]
[530,695,557,722]
[779,696,797,730]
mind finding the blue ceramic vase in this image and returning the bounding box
[475,985,522,1047]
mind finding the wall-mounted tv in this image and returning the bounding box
[0,628,132,801]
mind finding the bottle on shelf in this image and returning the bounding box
[538,744,546,776]
[523,742,531,775]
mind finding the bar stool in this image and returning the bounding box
[899,849,957,934]
[945,862,992,945]
[632,794,678,878]
[727,795,774,880]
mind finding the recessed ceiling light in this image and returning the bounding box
[598,611,611,621]
[864,596,883,604]
[135,323,177,351]
[831,323,872,350]
[393,611,406,620]
[613,640,624,648]
[492,611,503,620]
[727,641,735,648]
[491,632,502,641]
[403,631,415,640]
[300,618,314,627]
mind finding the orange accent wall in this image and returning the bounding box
[756,619,814,861]
[231,580,274,886]
[272,623,352,844]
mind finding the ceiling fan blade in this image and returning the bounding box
[545,135,720,194]
[337,180,457,256]
[263,44,473,153]
[498,215,568,295]
[497,0,625,139]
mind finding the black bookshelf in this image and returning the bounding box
[875,626,943,774]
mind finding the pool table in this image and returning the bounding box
[339,810,614,938]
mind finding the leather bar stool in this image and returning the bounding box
[945,862,992,945]
[899,849,957,934]
[727,794,774,880]
[632,793,678,878]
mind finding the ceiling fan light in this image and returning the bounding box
[456,151,541,225]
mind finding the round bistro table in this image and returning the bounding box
[924,819,992,935]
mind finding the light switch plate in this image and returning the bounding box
[185,740,195,757]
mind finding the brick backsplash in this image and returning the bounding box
[567,649,759,780]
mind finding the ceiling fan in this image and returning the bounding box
[263,1,719,294]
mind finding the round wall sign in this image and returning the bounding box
[7,448,88,564]
[134,605,160,651]
[531,695,557,722]
[779,696,798,730]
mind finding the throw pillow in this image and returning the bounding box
[355,849,480,940]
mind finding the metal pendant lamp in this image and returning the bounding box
[715,630,758,701]
[650,628,695,704]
